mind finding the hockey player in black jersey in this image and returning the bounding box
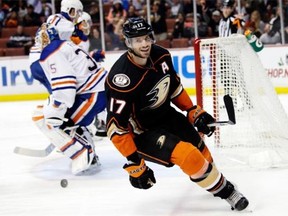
[105,17,249,211]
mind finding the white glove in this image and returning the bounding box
[43,98,68,128]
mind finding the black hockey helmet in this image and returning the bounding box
[122,17,153,38]
[222,0,235,7]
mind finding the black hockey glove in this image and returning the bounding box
[123,158,156,189]
[187,105,215,137]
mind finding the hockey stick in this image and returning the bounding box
[13,143,55,157]
[208,94,236,127]
[13,125,79,158]
[12,129,88,158]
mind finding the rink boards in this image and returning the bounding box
[1,45,288,101]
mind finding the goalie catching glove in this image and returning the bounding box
[187,105,215,136]
[123,158,156,189]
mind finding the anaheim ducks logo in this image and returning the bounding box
[156,135,166,149]
[143,75,170,110]
[112,74,130,87]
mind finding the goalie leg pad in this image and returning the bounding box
[32,105,97,174]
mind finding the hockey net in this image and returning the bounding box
[194,34,288,170]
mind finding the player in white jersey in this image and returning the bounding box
[71,11,92,52]
[29,0,83,91]
[31,25,108,175]
[71,11,108,138]
[46,0,83,41]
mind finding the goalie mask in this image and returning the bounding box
[35,24,59,50]
[61,0,83,22]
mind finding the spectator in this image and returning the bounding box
[168,0,183,18]
[138,4,148,20]
[106,0,127,37]
[235,0,249,22]
[131,0,145,13]
[285,25,288,44]
[260,6,282,44]
[182,0,193,18]
[214,0,223,11]
[27,0,42,14]
[17,1,28,23]
[22,4,42,26]
[257,0,278,23]
[89,26,102,51]
[121,0,130,11]
[182,14,210,39]
[150,0,168,41]
[88,2,100,24]
[39,1,53,22]
[197,0,212,24]
[208,9,222,37]
[284,0,288,43]
[0,10,5,27]
[182,14,193,38]
[127,4,139,18]
[0,3,10,27]
[195,14,210,38]
[284,0,288,16]
[172,12,185,38]
[4,10,19,27]
[105,0,127,50]
[244,10,265,38]
[6,25,33,54]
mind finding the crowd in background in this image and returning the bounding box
[0,0,288,55]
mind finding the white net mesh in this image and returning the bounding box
[196,34,288,170]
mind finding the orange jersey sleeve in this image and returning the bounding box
[172,89,193,111]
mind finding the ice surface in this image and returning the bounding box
[1,96,288,216]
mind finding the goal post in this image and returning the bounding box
[194,34,288,169]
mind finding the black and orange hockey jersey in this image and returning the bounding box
[105,44,193,157]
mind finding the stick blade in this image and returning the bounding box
[13,144,55,157]
[208,121,233,127]
[224,94,236,124]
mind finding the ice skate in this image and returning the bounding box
[226,189,249,211]
[95,111,107,137]
[95,118,107,137]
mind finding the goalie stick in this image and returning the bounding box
[208,94,236,127]
[13,125,78,158]
[13,143,55,157]
[13,130,90,158]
